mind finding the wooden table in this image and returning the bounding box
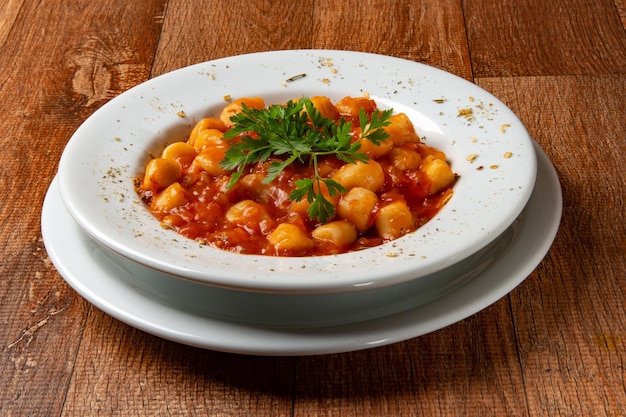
[2,1,624,415]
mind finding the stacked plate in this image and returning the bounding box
[42,50,562,355]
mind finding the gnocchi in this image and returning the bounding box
[136,96,457,256]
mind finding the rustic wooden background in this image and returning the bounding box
[1,0,624,415]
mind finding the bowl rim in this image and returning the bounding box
[57,49,537,294]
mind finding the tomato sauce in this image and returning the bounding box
[135,96,456,257]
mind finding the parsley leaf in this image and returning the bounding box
[220,97,392,223]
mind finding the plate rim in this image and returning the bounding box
[42,142,561,355]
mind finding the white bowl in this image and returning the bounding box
[57,50,536,294]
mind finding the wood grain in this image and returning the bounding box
[616,0,626,30]
[1,0,625,416]
[464,0,626,77]
[0,1,166,416]
[311,0,472,79]
[0,0,23,49]
[61,313,295,416]
[294,303,530,416]
[151,0,315,76]
[476,75,626,416]
[151,0,473,79]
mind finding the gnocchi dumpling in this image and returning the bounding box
[268,223,314,253]
[375,200,415,239]
[136,95,456,257]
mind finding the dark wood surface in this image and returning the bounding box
[1,1,624,415]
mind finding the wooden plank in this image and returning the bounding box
[616,0,626,30]
[476,75,626,415]
[0,0,23,48]
[151,0,315,76]
[293,303,529,416]
[151,0,472,80]
[61,312,295,417]
[0,1,167,416]
[312,0,472,79]
[464,0,626,77]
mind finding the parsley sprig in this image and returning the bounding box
[220,97,393,223]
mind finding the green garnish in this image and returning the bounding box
[220,97,393,223]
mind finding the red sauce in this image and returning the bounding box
[135,96,456,257]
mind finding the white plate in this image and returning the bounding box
[42,142,560,355]
[56,50,537,294]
